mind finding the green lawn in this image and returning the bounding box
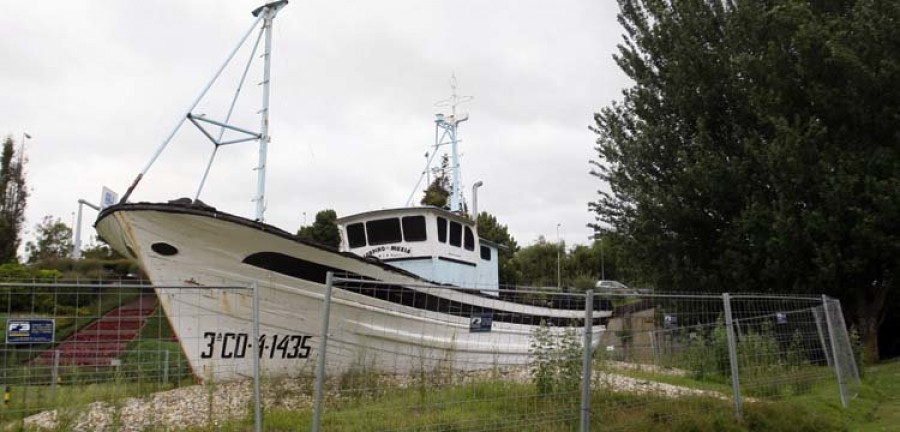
[849,360,900,431]
[199,361,900,432]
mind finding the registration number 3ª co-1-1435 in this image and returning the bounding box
[200,332,312,360]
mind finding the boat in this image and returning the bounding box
[95,1,611,382]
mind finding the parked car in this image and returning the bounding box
[595,280,631,292]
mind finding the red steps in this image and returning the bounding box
[31,295,158,367]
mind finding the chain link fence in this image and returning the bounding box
[0,277,859,431]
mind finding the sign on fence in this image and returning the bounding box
[5,318,55,344]
[469,312,493,333]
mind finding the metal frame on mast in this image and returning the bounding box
[119,0,288,222]
[405,75,473,213]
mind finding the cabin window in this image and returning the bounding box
[437,217,447,243]
[366,218,402,245]
[402,216,427,242]
[449,221,462,247]
[347,223,366,248]
[464,227,475,251]
[480,246,492,261]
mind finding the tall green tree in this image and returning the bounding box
[592,0,900,361]
[0,136,27,263]
[476,211,520,286]
[25,216,73,263]
[297,209,340,249]
[511,236,562,288]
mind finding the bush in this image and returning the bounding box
[530,320,582,397]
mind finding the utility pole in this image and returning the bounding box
[593,230,606,282]
[557,223,562,290]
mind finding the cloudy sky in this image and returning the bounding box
[0,0,630,252]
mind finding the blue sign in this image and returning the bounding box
[6,319,54,344]
[100,186,119,210]
[470,313,493,333]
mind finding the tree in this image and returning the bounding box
[80,236,125,260]
[25,216,73,263]
[297,209,340,249]
[0,136,27,263]
[476,212,520,286]
[511,237,562,288]
[421,154,451,209]
[592,0,900,362]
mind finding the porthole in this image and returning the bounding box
[151,242,179,256]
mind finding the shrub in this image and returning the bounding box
[530,320,582,397]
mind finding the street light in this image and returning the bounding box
[19,133,30,167]
[594,230,606,282]
[600,235,605,281]
[72,199,100,259]
[556,223,562,290]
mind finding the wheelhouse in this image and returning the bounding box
[337,207,499,295]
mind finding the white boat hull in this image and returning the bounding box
[96,204,607,382]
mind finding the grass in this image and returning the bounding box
[185,361,900,432]
[187,380,846,432]
[847,360,900,431]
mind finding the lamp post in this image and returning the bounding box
[19,133,30,167]
[593,230,606,282]
[556,223,562,290]
[72,199,100,259]
[600,235,605,281]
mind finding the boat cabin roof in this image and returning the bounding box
[336,206,475,227]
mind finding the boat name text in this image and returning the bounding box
[200,332,312,360]
[363,245,411,257]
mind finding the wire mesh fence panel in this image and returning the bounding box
[0,277,862,431]
[727,295,836,401]
[824,297,861,404]
[0,280,253,431]
[312,275,604,432]
[588,293,740,430]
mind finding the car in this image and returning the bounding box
[594,280,631,291]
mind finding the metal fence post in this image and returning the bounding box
[812,305,833,368]
[822,295,849,408]
[252,282,263,432]
[163,349,170,384]
[50,349,60,401]
[580,290,594,432]
[722,293,743,421]
[831,301,861,385]
[312,272,335,432]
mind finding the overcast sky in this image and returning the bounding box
[0,0,630,253]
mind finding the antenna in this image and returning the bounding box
[433,74,473,213]
[434,73,474,119]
